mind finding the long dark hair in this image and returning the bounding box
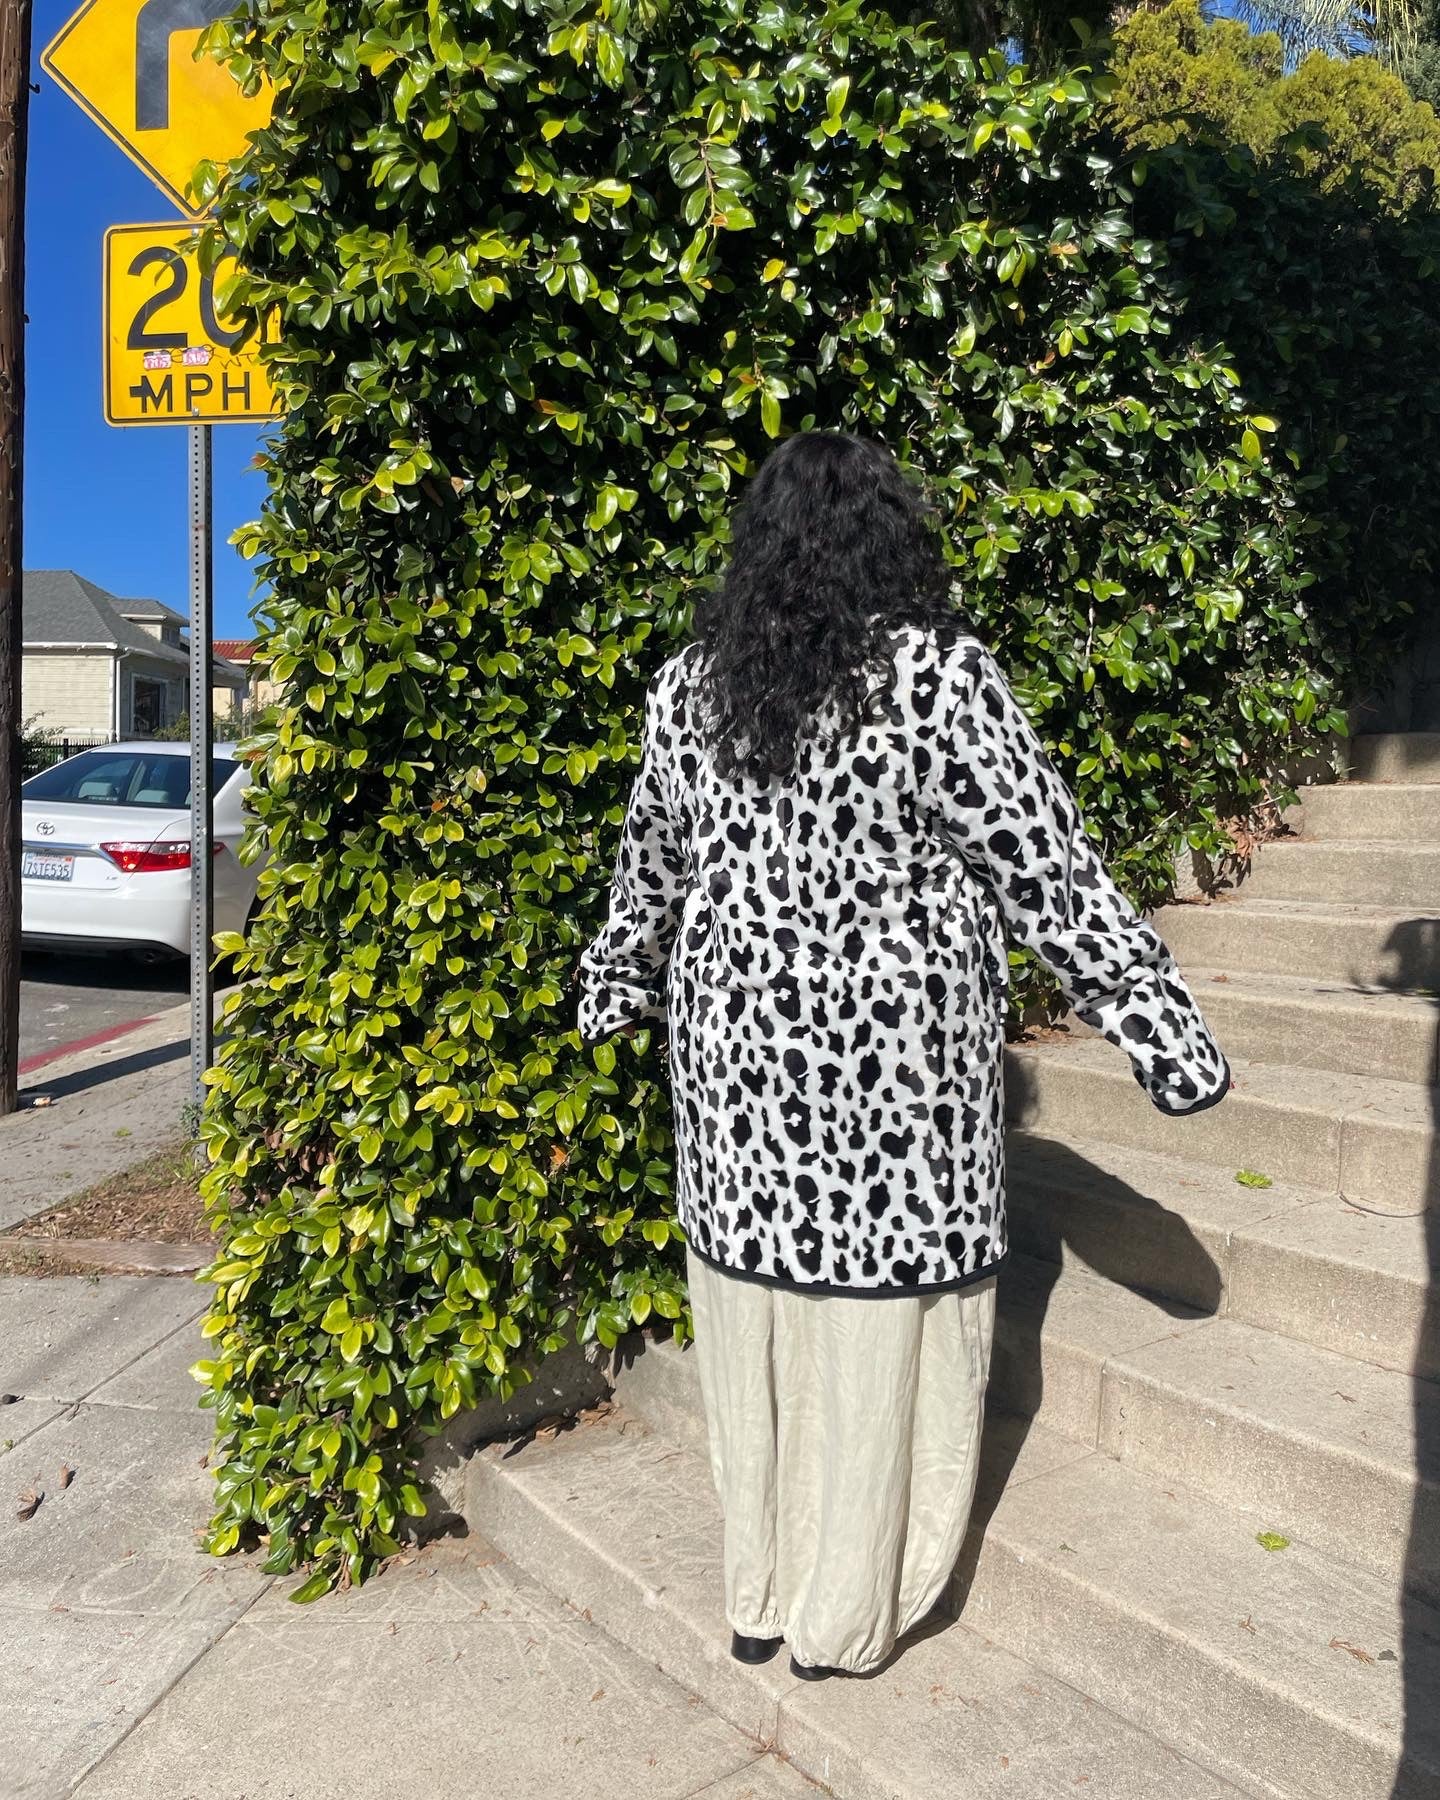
[687,431,965,784]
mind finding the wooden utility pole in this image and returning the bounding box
[0,0,31,1115]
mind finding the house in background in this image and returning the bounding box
[213,638,283,724]
[22,569,246,742]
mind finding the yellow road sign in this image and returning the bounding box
[42,0,272,218]
[103,224,280,426]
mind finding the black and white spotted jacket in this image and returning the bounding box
[578,626,1231,1296]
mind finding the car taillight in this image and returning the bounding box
[101,839,226,873]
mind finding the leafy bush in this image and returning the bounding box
[1105,0,1440,217]
[155,705,252,743]
[1126,131,1440,698]
[1101,0,1440,743]
[194,0,1355,1592]
[18,715,62,781]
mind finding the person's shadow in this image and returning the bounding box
[949,1088,1218,1604]
[1382,913,1440,1800]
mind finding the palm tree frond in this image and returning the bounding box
[1231,0,1422,61]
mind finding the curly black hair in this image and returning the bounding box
[687,430,969,784]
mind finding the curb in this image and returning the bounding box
[18,1009,171,1080]
[0,1235,213,1275]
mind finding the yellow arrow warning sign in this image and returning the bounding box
[42,0,272,218]
[103,224,280,426]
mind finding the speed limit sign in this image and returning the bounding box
[102,223,280,426]
[42,0,284,1109]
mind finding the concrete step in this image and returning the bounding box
[1004,1037,1439,1213]
[466,1378,1440,1799]
[1349,732,1440,783]
[466,1408,1251,1799]
[1151,896,1440,990]
[1093,966,1439,1085]
[1005,1129,1440,1381]
[989,1253,1440,1596]
[988,1249,1212,1448]
[613,1321,709,1455]
[1098,1309,1440,1598]
[614,1254,1440,1599]
[1237,838,1440,909]
[1223,1190,1440,1383]
[959,1445,1440,1800]
[616,1286,1203,1468]
[1285,780,1440,841]
[619,1279,1210,1459]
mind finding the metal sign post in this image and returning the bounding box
[0,0,32,1117]
[188,421,213,1107]
[40,0,278,1115]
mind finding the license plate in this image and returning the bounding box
[22,850,74,882]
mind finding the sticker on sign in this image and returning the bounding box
[103,223,280,426]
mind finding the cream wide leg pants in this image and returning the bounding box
[685,1247,999,1675]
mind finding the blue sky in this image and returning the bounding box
[24,0,266,639]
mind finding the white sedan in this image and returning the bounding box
[20,742,263,962]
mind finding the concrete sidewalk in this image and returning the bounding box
[0,998,217,1233]
[0,1275,815,1800]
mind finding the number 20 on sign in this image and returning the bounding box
[103,223,280,426]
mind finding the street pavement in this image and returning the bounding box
[0,1276,815,1800]
[19,952,186,1067]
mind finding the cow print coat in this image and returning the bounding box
[577,625,1231,1297]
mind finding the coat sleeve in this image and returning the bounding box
[927,641,1231,1116]
[576,667,692,1045]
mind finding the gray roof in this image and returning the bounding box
[23,569,241,684]
[117,594,188,627]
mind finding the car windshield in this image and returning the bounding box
[22,751,239,809]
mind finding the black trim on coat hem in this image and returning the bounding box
[685,1240,1010,1301]
[1151,1053,1233,1119]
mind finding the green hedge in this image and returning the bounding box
[195,0,1355,1594]
[1104,0,1440,217]
[1126,129,1440,695]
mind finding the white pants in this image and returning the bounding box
[686,1248,998,1675]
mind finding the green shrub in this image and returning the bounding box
[194,0,1346,1593]
[1128,130,1440,693]
[1105,0,1440,217]
[1100,1,1440,734]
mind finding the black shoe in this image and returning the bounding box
[789,1653,840,1681]
[730,1631,783,1665]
